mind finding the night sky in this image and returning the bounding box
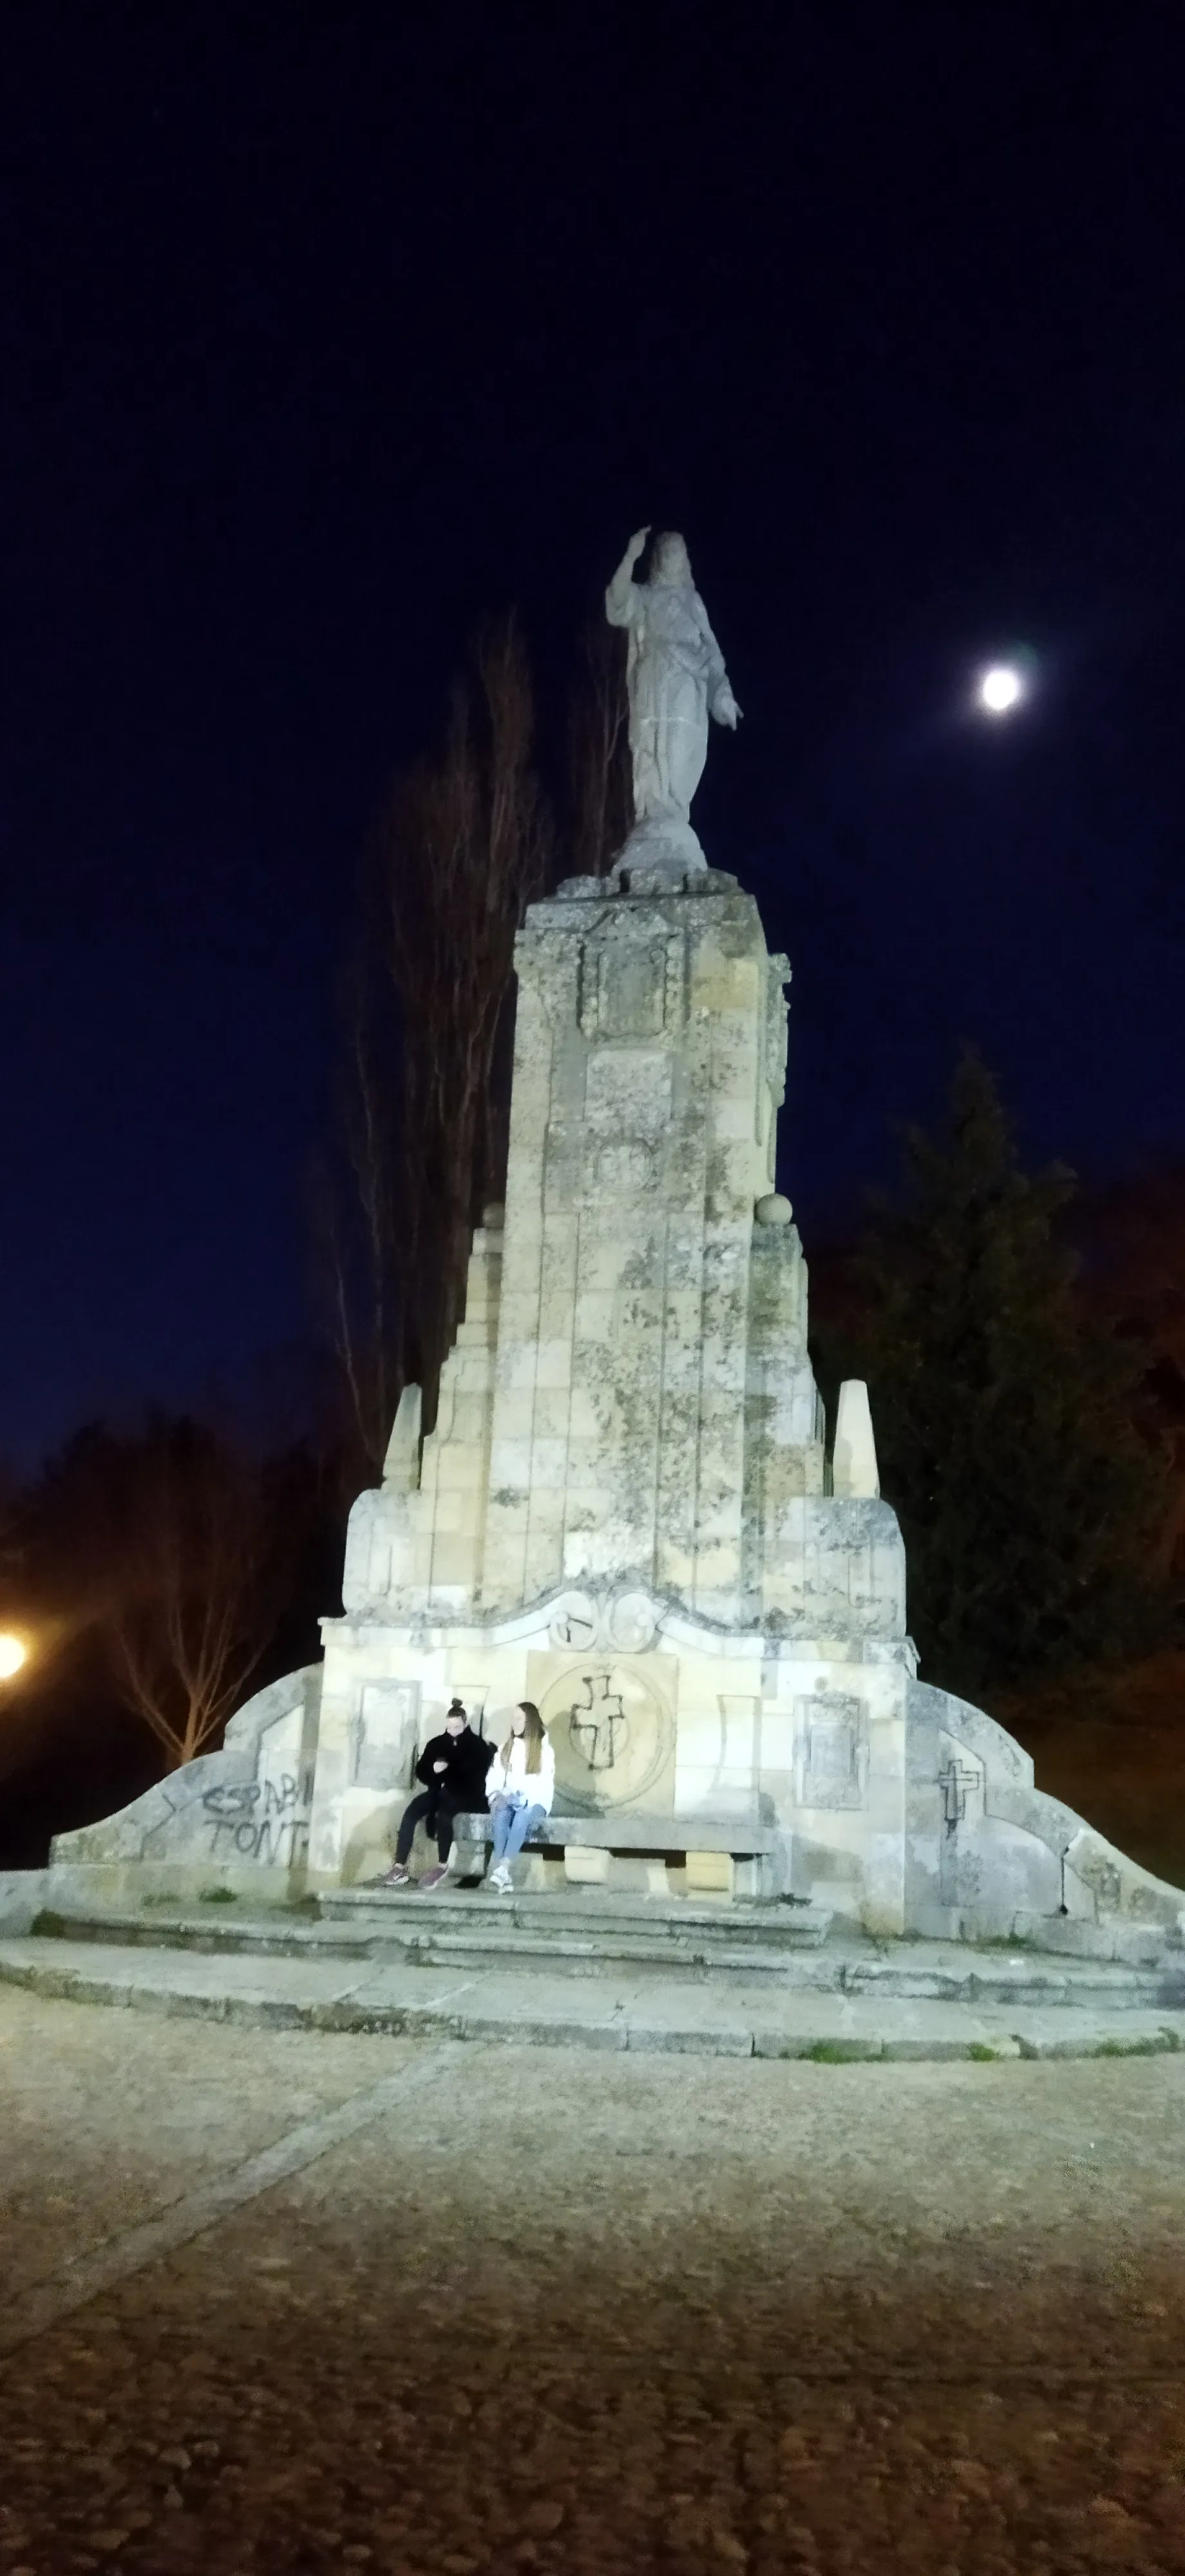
[3,8,1184,1468]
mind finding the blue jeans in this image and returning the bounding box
[489,1797,547,1863]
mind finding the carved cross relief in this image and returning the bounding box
[938,1758,980,1833]
[569,1670,627,1771]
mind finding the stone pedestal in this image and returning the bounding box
[343,871,828,1629]
[54,862,1185,1953]
[316,869,924,1922]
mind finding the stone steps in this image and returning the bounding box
[2,1934,1184,2062]
[319,1884,833,1949]
[23,1902,1185,2009]
[30,1906,816,1985]
[30,1906,375,1960]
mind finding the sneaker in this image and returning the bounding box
[486,1862,512,1893]
[373,1862,411,1887]
[419,1863,451,1892]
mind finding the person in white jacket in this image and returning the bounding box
[484,1701,555,1892]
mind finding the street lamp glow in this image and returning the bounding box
[0,1634,26,1679]
[977,663,1025,716]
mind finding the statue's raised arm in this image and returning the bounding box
[605,524,652,631]
[605,527,741,879]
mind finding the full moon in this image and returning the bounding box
[0,1634,26,1678]
[976,662,1025,716]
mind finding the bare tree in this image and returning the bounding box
[370,612,553,1419]
[11,1417,333,1783]
[323,609,619,1463]
[567,615,630,878]
[102,1419,287,1768]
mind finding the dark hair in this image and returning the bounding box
[446,1698,467,1721]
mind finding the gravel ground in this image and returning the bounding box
[1,1989,1184,2574]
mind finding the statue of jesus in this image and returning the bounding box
[605,528,741,838]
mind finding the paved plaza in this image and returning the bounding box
[1,1989,1184,2573]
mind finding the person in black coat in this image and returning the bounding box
[378,1700,493,1890]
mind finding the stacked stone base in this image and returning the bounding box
[41,1587,1185,1958]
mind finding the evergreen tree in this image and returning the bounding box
[816,1054,1169,1698]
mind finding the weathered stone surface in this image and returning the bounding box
[832,1379,879,1498]
[43,788,1185,1951]
[341,882,814,1629]
[3,1935,1184,2058]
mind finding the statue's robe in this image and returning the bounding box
[605,567,732,826]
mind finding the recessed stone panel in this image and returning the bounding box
[353,1680,421,1791]
[794,1692,868,1812]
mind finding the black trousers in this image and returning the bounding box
[395,1786,463,1866]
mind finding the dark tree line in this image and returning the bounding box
[1075,1162,1185,1596]
[811,1054,1177,1703]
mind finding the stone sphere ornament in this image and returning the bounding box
[755,1192,793,1226]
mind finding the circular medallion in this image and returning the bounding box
[607,1589,658,1651]
[539,1660,673,1813]
[548,1591,599,1650]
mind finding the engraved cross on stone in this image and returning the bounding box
[569,1671,626,1772]
[938,1759,980,1833]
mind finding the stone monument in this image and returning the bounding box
[50,532,1185,1953]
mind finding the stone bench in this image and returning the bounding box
[451,1810,784,1900]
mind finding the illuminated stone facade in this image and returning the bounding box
[52,864,1185,1949]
